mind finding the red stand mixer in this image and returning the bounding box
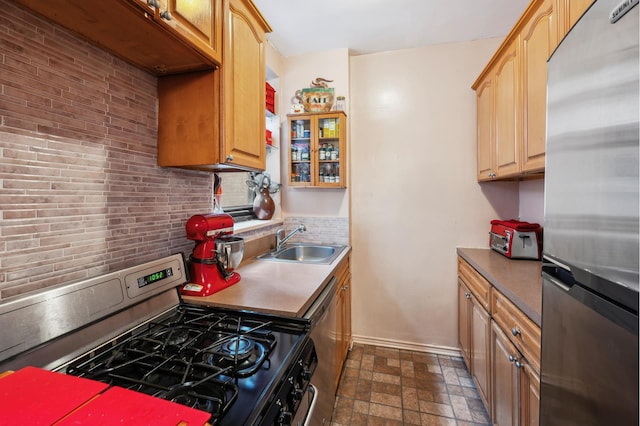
[179,213,244,297]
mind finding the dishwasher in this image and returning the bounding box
[303,276,337,426]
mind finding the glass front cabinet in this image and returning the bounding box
[287,111,347,188]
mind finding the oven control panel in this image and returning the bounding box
[261,338,317,425]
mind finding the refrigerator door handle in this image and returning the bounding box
[542,270,572,292]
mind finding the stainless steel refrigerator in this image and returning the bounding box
[541,0,639,424]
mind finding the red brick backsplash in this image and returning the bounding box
[0,1,212,298]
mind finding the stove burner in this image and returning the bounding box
[222,337,254,358]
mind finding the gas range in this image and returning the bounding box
[0,254,317,425]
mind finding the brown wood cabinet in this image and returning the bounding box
[14,0,221,75]
[457,260,492,409]
[472,0,589,181]
[521,0,558,173]
[335,255,352,388]
[491,320,520,426]
[157,0,271,171]
[458,256,541,426]
[287,112,347,188]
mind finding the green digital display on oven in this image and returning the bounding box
[137,267,173,288]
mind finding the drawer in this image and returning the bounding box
[492,289,541,372]
[458,258,492,311]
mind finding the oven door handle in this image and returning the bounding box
[303,384,318,426]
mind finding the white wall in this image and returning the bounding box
[519,179,545,225]
[350,38,520,351]
[279,49,351,218]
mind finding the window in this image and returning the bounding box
[217,172,255,222]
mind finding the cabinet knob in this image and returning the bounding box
[342,284,349,291]
[147,0,159,7]
[465,292,471,299]
[508,355,517,363]
[511,327,522,337]
[225,155,234,162]
[515,360,525,369]
[160,10,172,20]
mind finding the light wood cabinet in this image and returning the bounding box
[472,0,584,181]
[558,0,595,37]
[458,256,541,426]
[457,260,492,409]
[491,320,520,426]
[13,0,221,75]
[157,0,271,171]
[287,112,347,188]
[521,0,558,173]
[494,38,521,179]
[156,0,222,64]
[335,255,351,388]
[520,362,541,426]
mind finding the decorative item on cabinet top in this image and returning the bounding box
[291,77,337,113]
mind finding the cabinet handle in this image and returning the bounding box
[225,155,234,162]
[160,10,172,20]
[511,327,522,337]
[515,360,525,369]
[465,292,471,299]
[342,284,349,291]
[147,0,160,8]
[508,355,517,363]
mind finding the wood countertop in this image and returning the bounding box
[181,247,351,318]
[457,248,542,326]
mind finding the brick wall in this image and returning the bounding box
[0,1,213,298]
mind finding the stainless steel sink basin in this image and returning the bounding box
[256,243,346,264]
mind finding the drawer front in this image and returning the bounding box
[458,258,492,311]
[492,290,541,371]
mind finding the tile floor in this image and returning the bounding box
[331,344,492,425]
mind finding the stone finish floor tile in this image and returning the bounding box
[330,344,491,425]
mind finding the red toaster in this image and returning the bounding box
[489,219,542,260]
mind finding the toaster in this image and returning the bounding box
[489,219,542,260]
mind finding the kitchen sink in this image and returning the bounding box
[256,243,346,264]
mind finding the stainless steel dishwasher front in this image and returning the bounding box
[303,276,337,426]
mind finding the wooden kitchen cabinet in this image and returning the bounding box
[157,0,271,171]
[13,0,221,75]
[473,0,570,180]
[287,112,347,188]
[558,0,595,37]
[458,256,541,425]
[457,259,492,408]
[491,320,520,426]
[521,0,558,173]
[335,255,352,388]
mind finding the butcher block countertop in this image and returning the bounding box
[181,247,351,318]
[457,248,542,326]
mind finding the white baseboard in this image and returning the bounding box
[351,334,462,358]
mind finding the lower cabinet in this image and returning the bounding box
[335,255,351,388]
[458,257,541,426]
[458,279,491,408]
[491,320,520,426]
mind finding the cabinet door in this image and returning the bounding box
[335,257,351,387]
[491,320,519,426]
[559,0,595,37]
[316,113,346,187]
[471,297,491,408]
[521,0,558,173]
[493,39,521,178]
[157,0,222,64]
[476,76,495,181]
[458,280,472,367]
[288,116,313,185]
[221,0,267,171]
[520,362,540,426]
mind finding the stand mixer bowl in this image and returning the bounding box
[216,236,244,270]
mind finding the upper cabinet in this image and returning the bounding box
[13,0,221,75]
[157,0,271,172]
[521,0,558,173]
[472,0,585,182]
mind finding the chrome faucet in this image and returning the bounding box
[276,224,306,250]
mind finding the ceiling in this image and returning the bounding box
[253,0,531,57]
